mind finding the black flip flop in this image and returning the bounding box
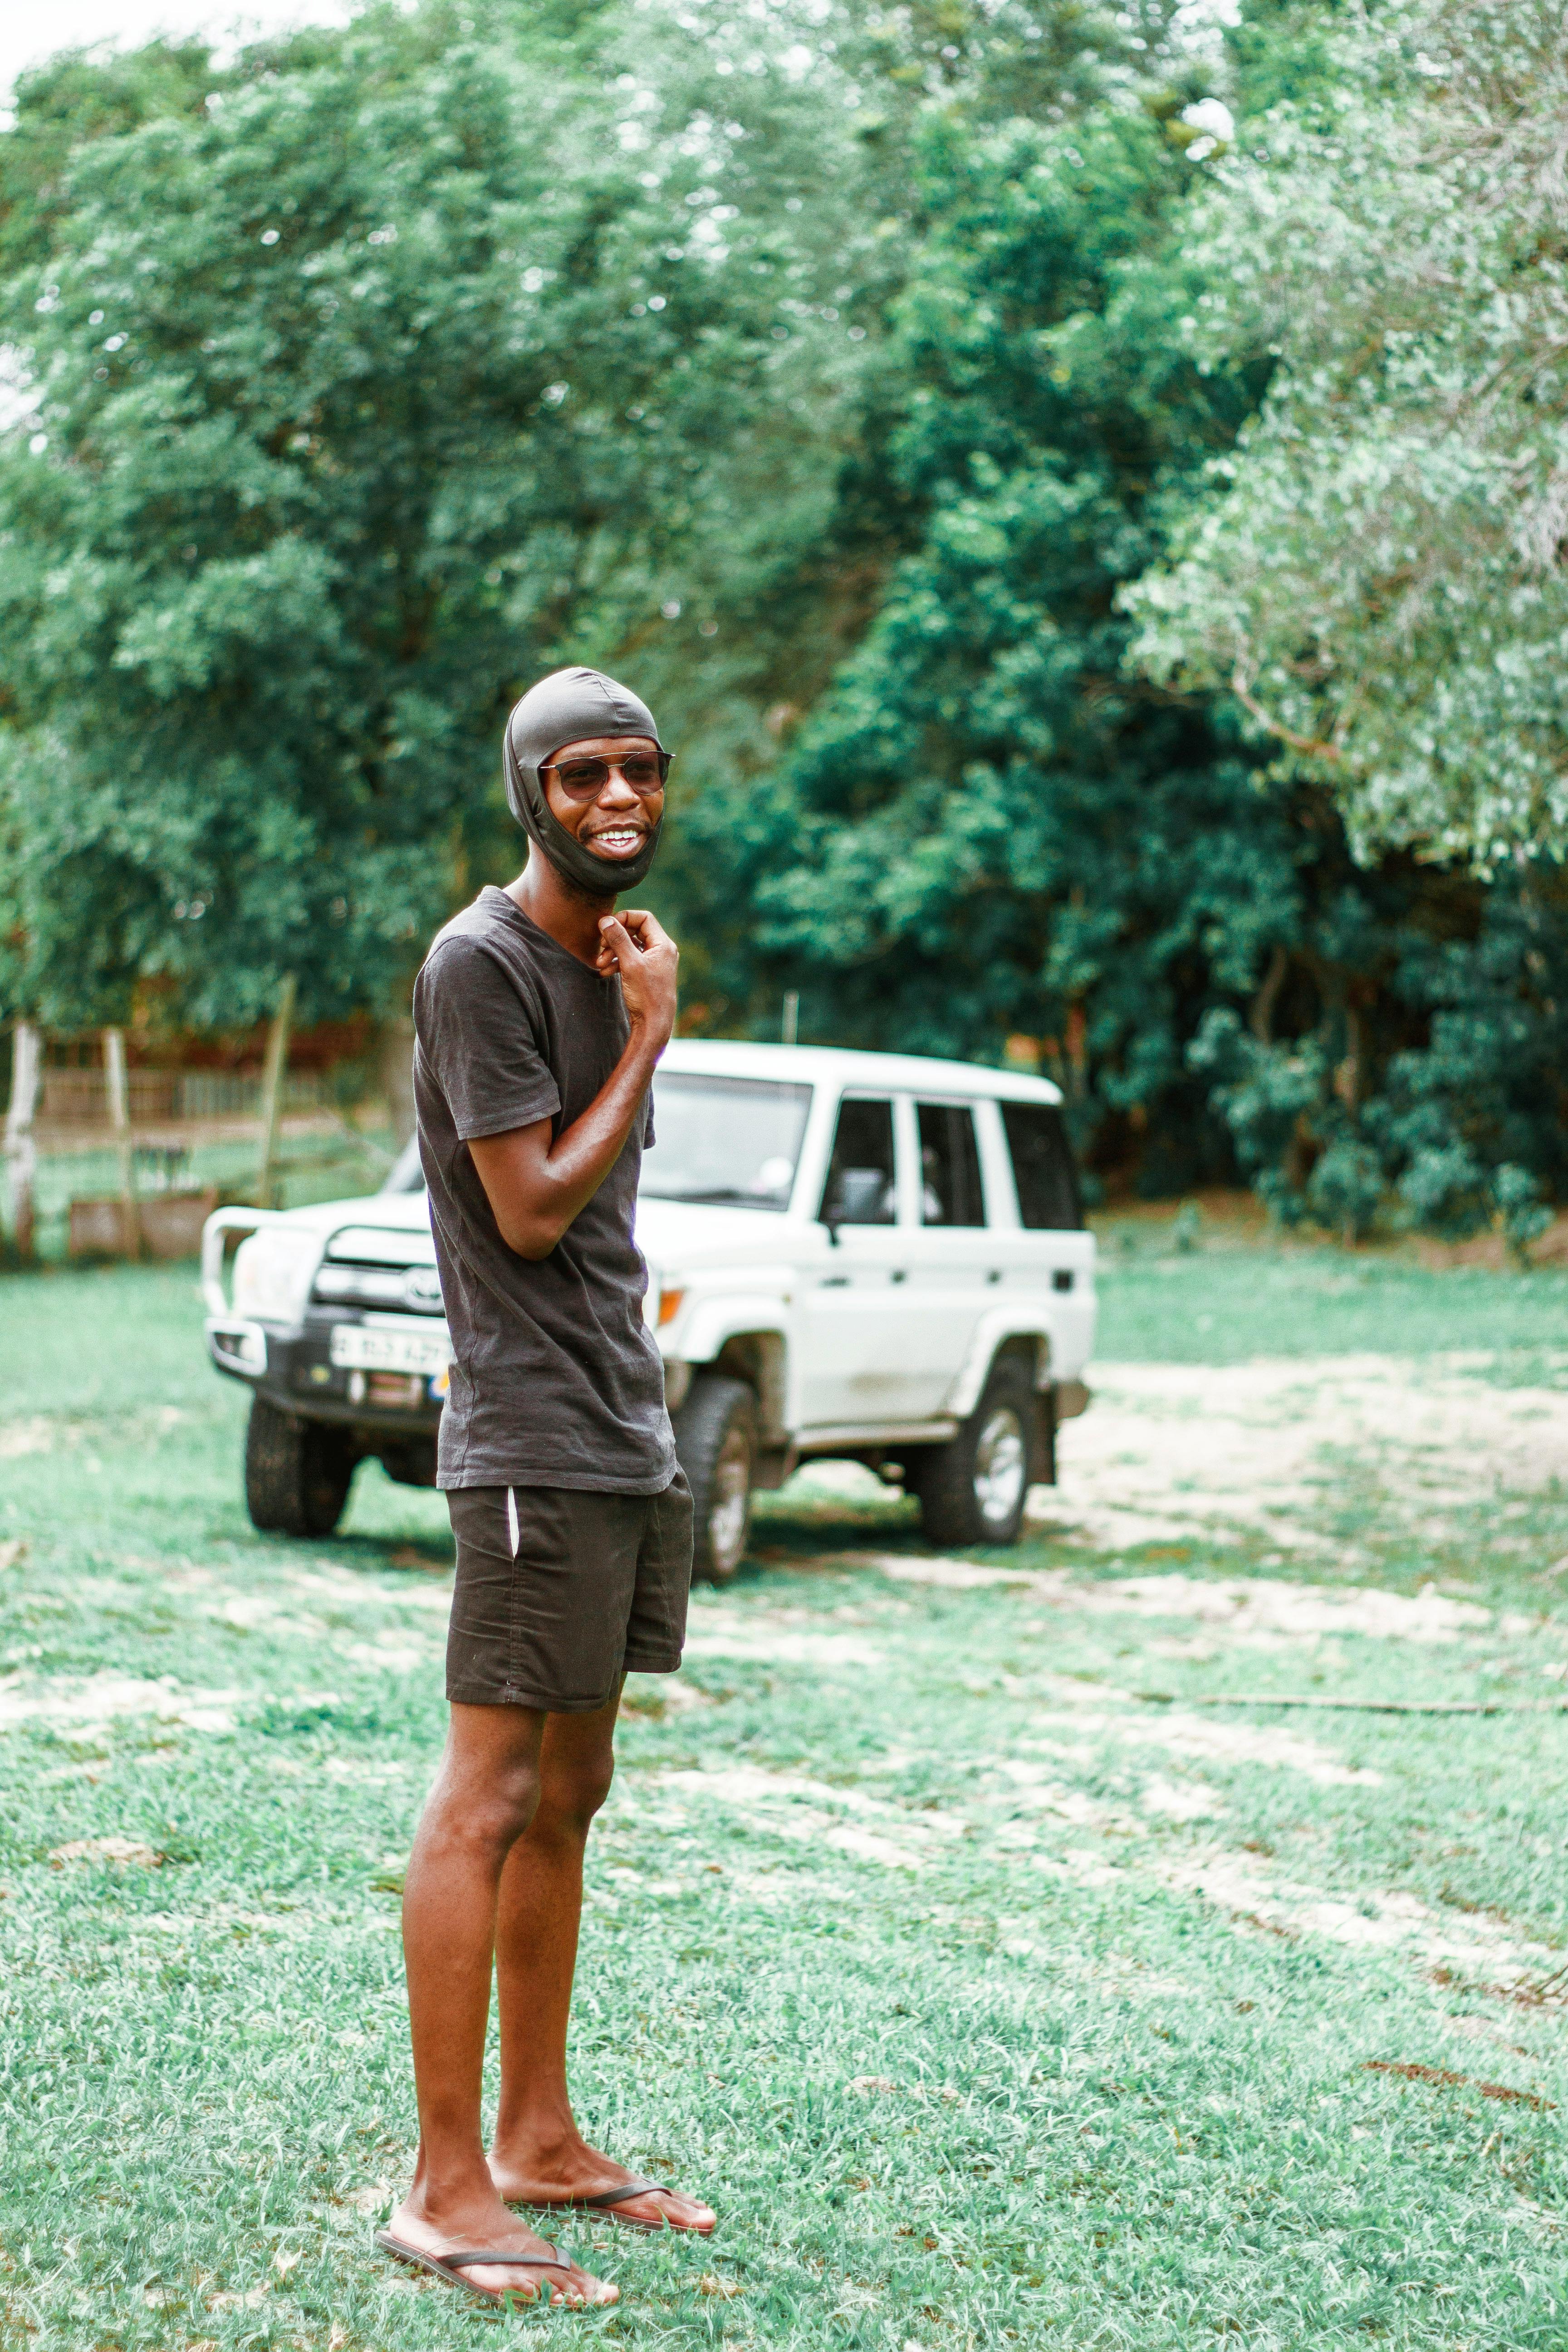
[522,2175,708,2235]
[375,2229,577,2304]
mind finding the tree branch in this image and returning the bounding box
[1230,665,1343,762]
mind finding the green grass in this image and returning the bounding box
[1,1245,1566,2349]
[1093,1217,1568,1367]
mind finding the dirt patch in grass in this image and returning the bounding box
[1043,1354,1568,1556]
[1364,2058,1555,2109]
[858,1553,1507,1640]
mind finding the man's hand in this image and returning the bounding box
[469,912,678,1261]
[595,908,678,1048]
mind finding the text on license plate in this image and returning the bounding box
[330,1325,451,1377]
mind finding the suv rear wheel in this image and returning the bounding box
[245,1398,356,1536]
[672,1373,756,1584]
[913,1355,1034,1548]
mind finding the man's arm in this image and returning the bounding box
[467,909,677,1261]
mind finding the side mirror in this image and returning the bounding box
[823,1167,888,1233]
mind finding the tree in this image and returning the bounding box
[669,75,1293,1186]
[0,0,869,1032]
[10,0,1568,1239]
[1127,0,1568,867]
[655,2,1568,1237]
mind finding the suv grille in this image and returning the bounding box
[311,1229,445,1316]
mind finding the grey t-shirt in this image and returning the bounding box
[412,885,675,1494]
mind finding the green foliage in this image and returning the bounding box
[675,94,1274,1191]
[0,37,217,280]
[1187,866,1568,1244]
[663,2,1568,1233]
[1370,877,1568,1239]
[8,0,1568,1239]
[0,0,868,1029]
[1494,1164,1554,1269]
[1127,0,1568,865]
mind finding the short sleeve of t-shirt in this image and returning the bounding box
[414,936,562,1143]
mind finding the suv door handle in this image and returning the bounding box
[890,1268,908,1284]
[819,1274,851,1289]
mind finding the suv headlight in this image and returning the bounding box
[233,1226,322,1324]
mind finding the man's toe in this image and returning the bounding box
[626,2188,714,2232]
[570,2270,619,2306]
[497,2263,614,2308]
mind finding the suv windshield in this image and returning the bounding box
[640,1073,813,1210]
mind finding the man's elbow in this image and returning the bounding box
[497,1210,562,1262]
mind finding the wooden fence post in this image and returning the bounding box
[4,1022,41,1259]
[103,1026,138,1254]
[379,1015,416,1149]
[256,975,297,1211]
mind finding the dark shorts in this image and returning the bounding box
[444,1472,694,1713]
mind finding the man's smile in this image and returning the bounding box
[582,819,652,860]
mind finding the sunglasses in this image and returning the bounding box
[540,749,672,802]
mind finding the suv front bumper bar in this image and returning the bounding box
[206,1314,446,1440]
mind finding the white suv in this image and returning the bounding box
[202,1040,1095,1577]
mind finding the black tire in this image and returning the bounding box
[913,1354,1035,1549]
[378,1438,438,1490]
[672,1374,757,1584]
[245,1397,356,1537]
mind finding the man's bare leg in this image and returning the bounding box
[386,1702,617,2305]
[487,1689,715,2234]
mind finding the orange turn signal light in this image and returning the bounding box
[657,1287,687,1327]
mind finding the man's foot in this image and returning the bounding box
[383,2193,618,2305]
[489,2145,716,2235]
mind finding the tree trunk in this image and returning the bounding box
[103,1027,139,1254]
[4,1023,41,1260]
[1249,944,1289,1045]
[256,976,297,1210]
[379,1015,416,1150]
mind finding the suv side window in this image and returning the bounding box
[916,1102,985,1227]
[1001,1101,1082,1230]
[821,1097,897,1226]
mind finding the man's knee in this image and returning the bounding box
[539,1744,615,1833]
[427,1749,541,1856]
[484,1754,546,1845]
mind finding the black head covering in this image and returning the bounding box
[504,666,666,896]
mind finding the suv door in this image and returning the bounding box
[996,1097,1094,1351]
[796,1094,926,1429]
[897,1097,1002,1416]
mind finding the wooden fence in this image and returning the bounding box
[3,985,404,1260]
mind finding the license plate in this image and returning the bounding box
[330,1323,451,1377]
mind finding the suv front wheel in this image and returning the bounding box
[672,1373,756,1584]
[245,1397,357,1537]
[912,1355,1035,1548]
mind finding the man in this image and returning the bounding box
[376,668,713,2312]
